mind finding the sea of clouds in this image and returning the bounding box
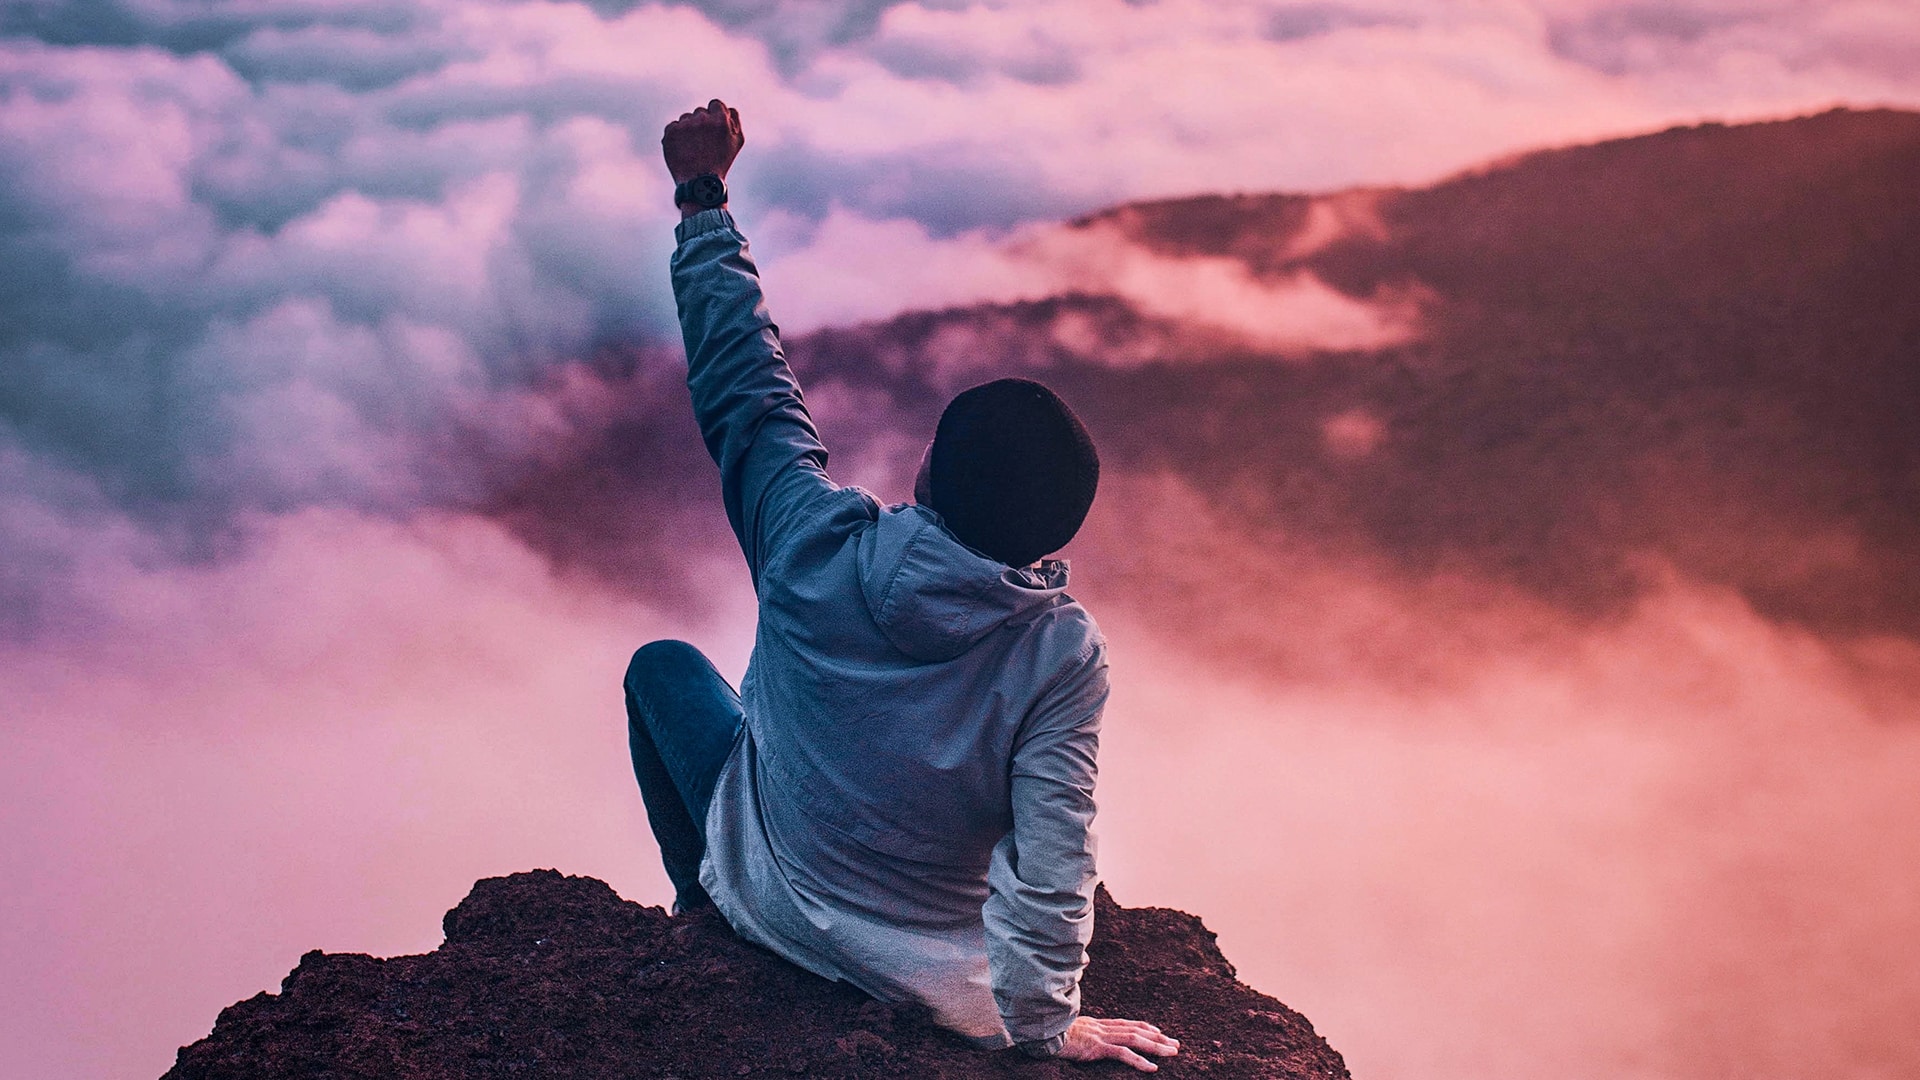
[5,3,1920,1079]
[7,0,1919,637]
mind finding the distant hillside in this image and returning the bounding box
[488,108,1920,676]
[793,109,1920,642]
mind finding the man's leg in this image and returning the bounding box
[623,639,743,914]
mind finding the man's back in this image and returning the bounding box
[670,207,1108,1046]
[637,97,1176,1071]
[745,492,1103,902]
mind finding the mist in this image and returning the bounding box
[6,2,1920,1079]
[8,493,1917,1079]
[1081,485,1920,1080]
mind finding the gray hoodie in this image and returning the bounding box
[671,209,1107,1051]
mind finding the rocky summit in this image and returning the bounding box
[164,869,1348,1079]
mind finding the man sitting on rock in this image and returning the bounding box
[623,98,1180,1072]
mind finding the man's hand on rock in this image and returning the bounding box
[662,98,743,213]
[1055,1016,1181,1072]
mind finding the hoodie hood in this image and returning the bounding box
[855,504,1069,663]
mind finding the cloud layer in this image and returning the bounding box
[7,491,1917,1080]
[6,4,1920,1080]
[6,0,1920,616]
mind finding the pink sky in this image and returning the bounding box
[5,2,1920,1078]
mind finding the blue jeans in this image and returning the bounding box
[623,640,743,914]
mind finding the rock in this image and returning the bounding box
[164,869,1349,1079]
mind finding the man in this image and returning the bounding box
[623,98,1180,1072]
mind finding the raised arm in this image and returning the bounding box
[663,99,833,585]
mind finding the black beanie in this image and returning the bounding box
[928,378,1099,567]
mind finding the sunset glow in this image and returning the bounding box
[5,2,1920,1078]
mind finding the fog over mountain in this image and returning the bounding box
[9,0,1920,649]
[4,4,1920,1076]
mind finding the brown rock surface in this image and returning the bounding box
[164,869,1348,1079]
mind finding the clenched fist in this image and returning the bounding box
[662,98,744,201]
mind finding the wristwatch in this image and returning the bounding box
[673,172,728,209]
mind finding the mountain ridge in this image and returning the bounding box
[789,107,1920,651]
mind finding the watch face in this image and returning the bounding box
[690,174,726,206]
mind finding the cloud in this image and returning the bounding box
[6,484,1918,1080]
[0,15,691,571]
[0,437,165,643]
[0,505,756,1077]
[220,21,467,90]
[732,0,1920,209]
[3,0,1916,586]
[863,2,1083,85]
[1546,0,1920,84]
[1061,471,1920,1078]
[1095,577,1920,1080]
[753,207,1421,356]
[1264,3,1413,42]
[4,8,1920,1076]
[0,0,420,54]
[1016,220,1424,354]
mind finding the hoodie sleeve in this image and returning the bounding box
[983,637,1109,1048]
[670,209,834,588]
